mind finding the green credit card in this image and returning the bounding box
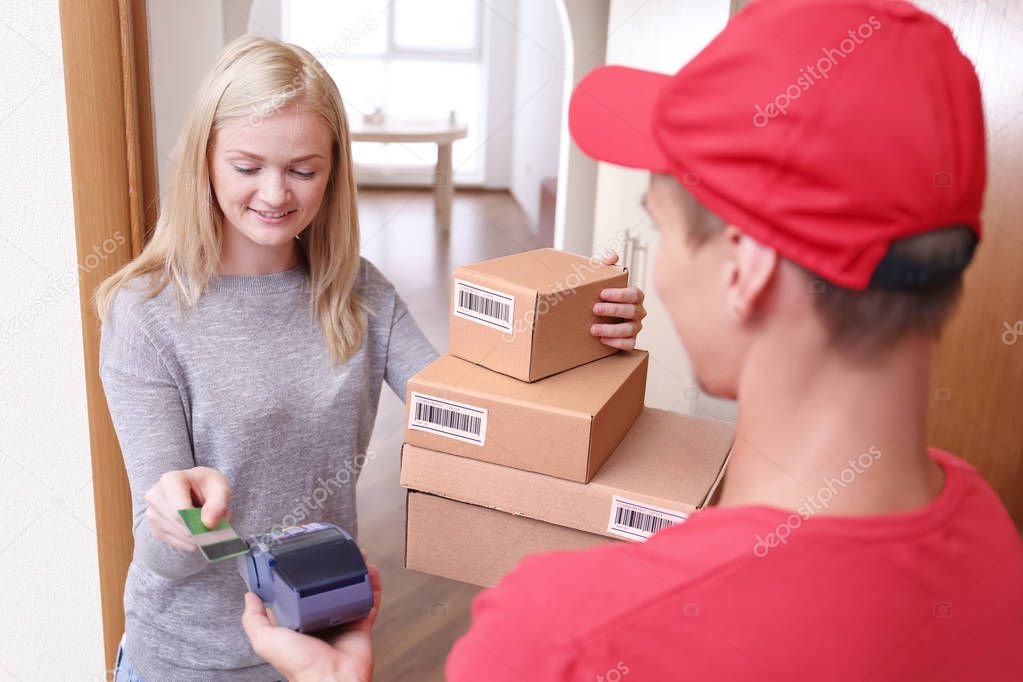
[178,508,249,562]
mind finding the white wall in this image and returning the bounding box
[248,0,283,39]
[591,0,736,420]
[507,0,566,229]
[0,1,106,679]
[553,0,611,255]
[223,0,253,43]
[480,0,518,190]
[147,0,227,194]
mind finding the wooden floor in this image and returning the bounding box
[354,188,544,680]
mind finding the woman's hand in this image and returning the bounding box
[142,466,232,551]
[242,562,382,682]
[591,251,647,350]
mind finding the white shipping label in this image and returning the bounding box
[453,279,515,333]
[607,495,689,541]
[408,392,488,446]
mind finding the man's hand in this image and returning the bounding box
[591,250,647,349]
[242,562,382,682]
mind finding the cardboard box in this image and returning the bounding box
[449,248,629,381]
[405,350,648,482]
[404,491,615,588]
[402,407,735,541]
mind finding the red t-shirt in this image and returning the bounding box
[446,449,1023,681]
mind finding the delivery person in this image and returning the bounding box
[241,0,1023,679]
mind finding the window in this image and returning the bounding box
[282,0,486,182]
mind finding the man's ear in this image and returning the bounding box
[722,225,778,321]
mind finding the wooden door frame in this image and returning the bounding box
[58,0,157,669]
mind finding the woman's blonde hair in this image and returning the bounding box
[95,34,367,364]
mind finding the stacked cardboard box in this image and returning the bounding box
[405,351,648,481]
[401,248,735,588]
[448,248,629,382]
[403,408,735,586]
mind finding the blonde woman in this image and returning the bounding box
[96,35,646,682]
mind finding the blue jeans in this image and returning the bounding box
[114,636,144,682]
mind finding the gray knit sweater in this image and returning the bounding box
[99,258,437,681]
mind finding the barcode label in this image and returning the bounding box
[453,279,515,333]
[607,495,688,541]
[408,392,487,446]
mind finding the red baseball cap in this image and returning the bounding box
[568,0,985,290]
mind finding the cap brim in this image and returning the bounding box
[568,65,673,173]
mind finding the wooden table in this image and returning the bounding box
[349,115,469,233]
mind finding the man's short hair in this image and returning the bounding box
[675,181,970,356]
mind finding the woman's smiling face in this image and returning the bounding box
[208,106,334,272]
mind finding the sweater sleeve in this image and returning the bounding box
[99,290,207,580]
[385,291,439,401]
[357,257,438,400]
